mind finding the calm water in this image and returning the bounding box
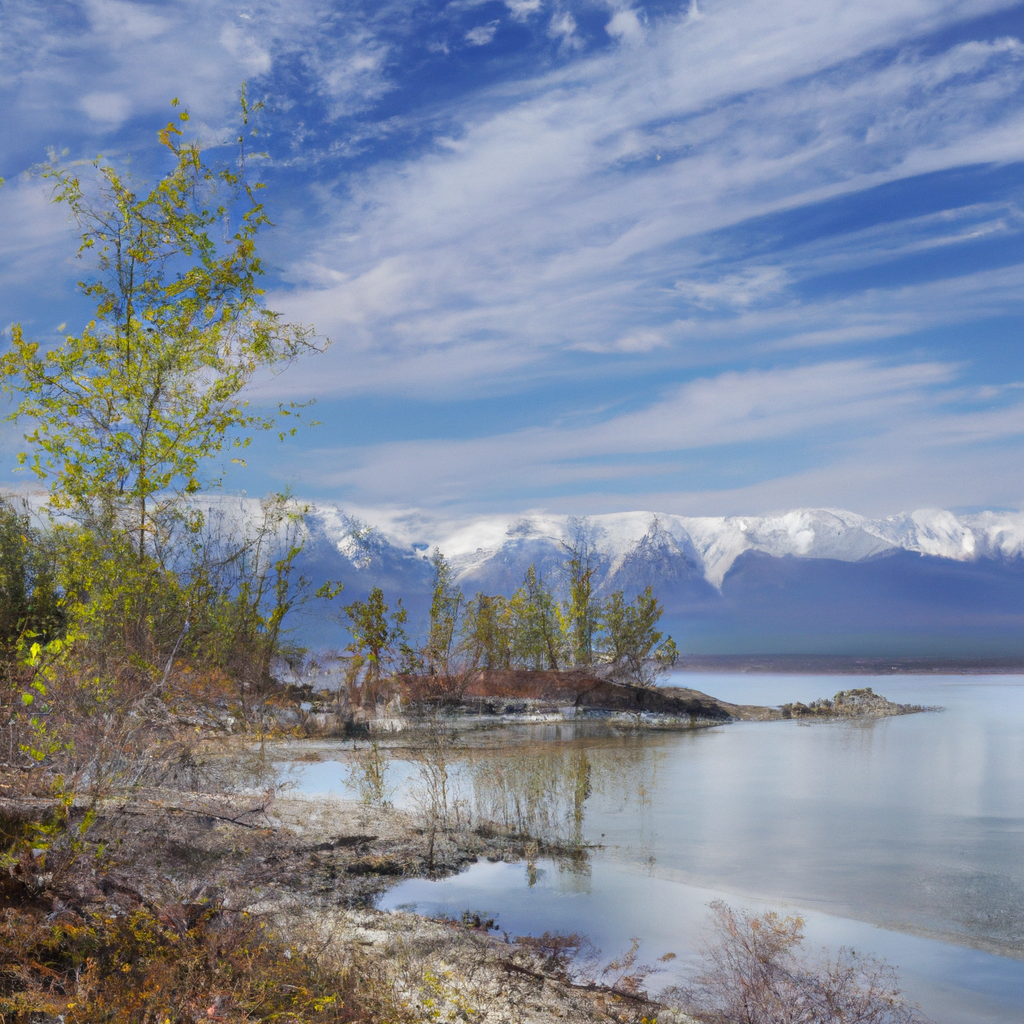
[294,674,1024,1023]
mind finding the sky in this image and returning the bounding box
[2,0,1024,521]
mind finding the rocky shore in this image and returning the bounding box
[277,671,938,735]
[46,790,678,1023]
[263,797,683,1024]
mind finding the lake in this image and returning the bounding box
[291,674,1024,1023]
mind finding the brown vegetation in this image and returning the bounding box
[664,901,930,1024]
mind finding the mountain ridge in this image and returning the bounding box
[193,498,1024,657]
[296,503,1024,590]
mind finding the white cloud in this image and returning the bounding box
[312,35,393,115]
[265,0,1024,400]
[6,0,1024,516]
[674,268,789,310]
[0,0,405,165]
[79,91,131,127]
[219,22,272,75]
[505,0,544,21]
[0,178,80,296]
[605,9,644,44]
[548,11,583,50]
[84,0,170,43]
[282,357,1010,511]
[609,329,669,353]
[465,21,500,46]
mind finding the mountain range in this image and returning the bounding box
[210,499,1024,658]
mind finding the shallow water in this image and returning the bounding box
[293,674,1024,1022]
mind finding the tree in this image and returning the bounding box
[424,548,463,675]
[0,496,64,660]
[1,91,320,557]
[0,92,325,684]
[342,587,412,708]
[667,901,929,1024]
[509,564,564,670]
[460,593,513,670]
[599,586,678,685]
[559,517,603,667]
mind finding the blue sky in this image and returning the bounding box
[2,0,1024,518]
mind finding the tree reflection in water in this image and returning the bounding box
[455,733,663,883]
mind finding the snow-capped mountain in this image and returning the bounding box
[205,498,1024,657]
[298,504,1024,590]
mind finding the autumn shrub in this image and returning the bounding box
[0,895,405,1024]
[664,900,930,1024]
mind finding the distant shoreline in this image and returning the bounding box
[675,654,1024,675]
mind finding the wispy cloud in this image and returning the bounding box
[263,0,1024,400]
[4,0,1024,517]
[279,357,1024,514]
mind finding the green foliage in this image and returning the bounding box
[446,559,676,683]
[599,586,678,685]
[0,96,326,886]
[182,493,313,692]
[425,549,463,674]
[342,587,414,707]
[0,496,65,660]
[0,900,400,1023]
[559,518,602,667]
[1,94,319,556]
[460,593,513,670]
[0,95,323,695]
[508,565,564,670]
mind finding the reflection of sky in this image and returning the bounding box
[5,3,1024,515]
[289,675,1024,1020]
[380,858,1024,1024]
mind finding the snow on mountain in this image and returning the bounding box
[185,496,1024,592]
[289,503,1024,592]
[183,498,1024,655]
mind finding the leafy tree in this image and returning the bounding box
[424,548,463,674]
[599,586,678,685]
[559,518,603,667]
[460,593,513,670]
[509,564,564,670]
[190,493,311,698]
[0,93,323,682]
[0,496,64,660]
[342,587,412,708]
[1,92,319,556]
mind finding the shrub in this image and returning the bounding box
[0,896,404,1024]
[664,900,930,1024]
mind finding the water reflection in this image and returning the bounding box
[461,734,664,860]
[288,676,1024,1021]
[382,678,1024,964]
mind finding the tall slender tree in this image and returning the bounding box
[599,586,678,685]
[2,91,321,557]
[559,517,603,667]
[342,587,412,708]
[510,564,564,670]
[460,593,513,670]
[424,549,463,675]
[0,92,325,679]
